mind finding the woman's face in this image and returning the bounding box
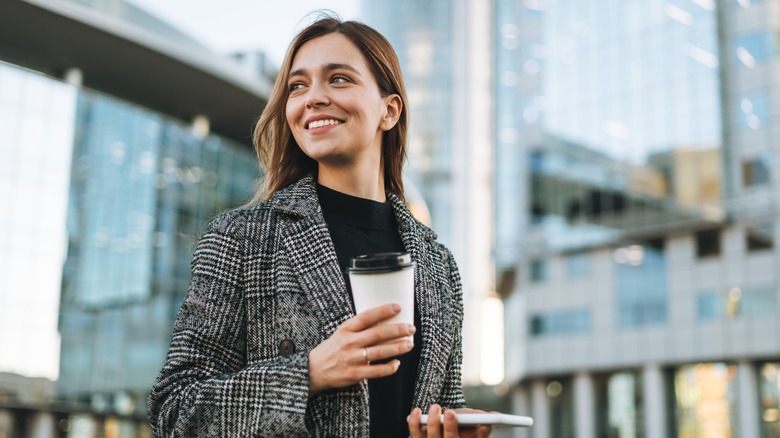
[285,33,399,172]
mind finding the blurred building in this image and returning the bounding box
[496,1,780,437]
[0,0,271,436]
[362,0,499,387]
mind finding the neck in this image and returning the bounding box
[317,164,386,202]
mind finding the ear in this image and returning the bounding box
[380,94,403,131]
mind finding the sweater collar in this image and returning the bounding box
[268,173,438,242]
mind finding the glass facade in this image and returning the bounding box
[498,0,780,436]
[58,86,257,411]
[0,60,258,425]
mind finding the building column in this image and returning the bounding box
[574,372,595,438]
[643,363,666,438]
[512,385,531,438]
[30,412,54,438]
[736,361,760,438]
[531,379,550,438]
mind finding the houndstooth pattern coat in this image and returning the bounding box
[148,174,466,437]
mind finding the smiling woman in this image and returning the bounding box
[148,13,487,438]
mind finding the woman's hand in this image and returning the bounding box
[408,404,492,438]
[308,303,416,396]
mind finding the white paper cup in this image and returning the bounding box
[348,252,415,339]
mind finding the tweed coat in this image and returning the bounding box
[148,174,467,437]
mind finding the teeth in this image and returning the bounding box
[308,119,341,129]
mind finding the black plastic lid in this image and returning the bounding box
[348,252,415,273]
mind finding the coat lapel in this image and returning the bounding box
[270,175,355,336]
[389,194,454,409]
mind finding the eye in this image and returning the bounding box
[331,75,350,84]
[288,82,305,92]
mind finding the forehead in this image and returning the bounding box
[290,33,370,72]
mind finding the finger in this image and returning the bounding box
[358,339,414,364]
[442,409,459,437]
[427,404,441,438]
[360,359,401,379]
[357,322,415,348]
[343,303,401,331]
[408,407,425,438]
[478,424,492,438]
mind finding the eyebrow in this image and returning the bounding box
[288,63,362,80]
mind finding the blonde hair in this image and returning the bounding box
[249,14,409,203]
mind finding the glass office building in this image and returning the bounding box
[57,89,257,415]
[497,0,780,437]
[0,0,270,436]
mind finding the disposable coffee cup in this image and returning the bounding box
[348,252,415,338]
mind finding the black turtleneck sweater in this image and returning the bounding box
[317,184,423,437]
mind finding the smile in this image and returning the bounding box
[307,119,342,129]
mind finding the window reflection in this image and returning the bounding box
[674,363,738,437]
[760,363,780,436]
[548,378,575,438]
[595,371,643,438]
[742,155,771,187]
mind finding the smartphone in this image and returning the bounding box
[416,413,533,428]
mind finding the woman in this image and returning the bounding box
[148,14,490,437]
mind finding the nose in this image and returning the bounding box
[304,82,330,108]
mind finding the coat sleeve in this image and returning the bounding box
[148,212,311,437]
[438,249,468,409]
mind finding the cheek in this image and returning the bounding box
[285,102,297,129]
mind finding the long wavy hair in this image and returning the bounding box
[249,14,409,203]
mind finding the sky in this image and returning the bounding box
[127,0,362,68]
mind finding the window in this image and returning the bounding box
[697,292,722,320]
[594,372,643,438]
[566,251,589,278]
[615,243,667,327]
[760,363,780,436]
[737,93,768,131]
[698,286,776,320]
[674,363,738,436]
[548,378,575,438]
[747,223,773,251]
[742,155,771,187]
[530,309,590,336]
[734,32,774,67]
[530,258,547,283]
[696,229,720,258]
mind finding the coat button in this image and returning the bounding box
[279,339,296,357]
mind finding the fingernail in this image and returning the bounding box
[391,303,401,312]
[408,324,416,333]
[405,340,414,349]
